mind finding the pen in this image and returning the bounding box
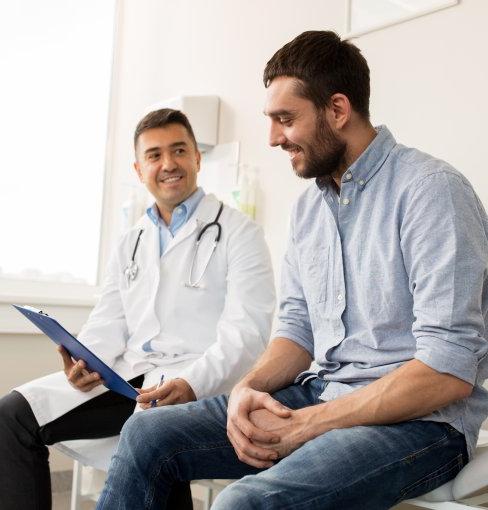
[150,374,165,408]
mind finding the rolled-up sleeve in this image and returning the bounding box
[401,171,488,385]
[274,214,314,356]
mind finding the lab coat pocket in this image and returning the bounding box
[119,265,150,313]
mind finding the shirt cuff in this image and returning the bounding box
[274,324,314,357]
[415,335,480,385]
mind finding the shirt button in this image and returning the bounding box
[176,207,183,215]
[342,198,350,205]
[359,179,365,186]
[337,293,343,301]
[345,173,352,180]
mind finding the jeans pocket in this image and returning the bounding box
[397,453,464,502]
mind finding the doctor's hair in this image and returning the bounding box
[263,31,370,120]
[133,108,198,152]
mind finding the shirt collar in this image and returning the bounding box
[315,125,397,193]
[146,187,205,227]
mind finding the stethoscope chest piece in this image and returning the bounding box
[124,228,144,285]
[124,260,139,283]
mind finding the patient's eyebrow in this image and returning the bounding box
[263,108,294,118]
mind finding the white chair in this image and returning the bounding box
[403,429,488,509]
[55,430,488,510]
[54,436,225,510]
[54,436,118,510]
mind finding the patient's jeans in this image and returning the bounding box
[0,378,193,510]
[97,378,468,510]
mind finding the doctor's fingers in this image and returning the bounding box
[58,345,76,371]
[226,424,276,468]
[136,385,157,395]
[68,368,101,389]
[139,388,179,409]
[137,383,173,403]
[77,378,105,393]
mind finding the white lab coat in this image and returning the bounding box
[15,194,275,427]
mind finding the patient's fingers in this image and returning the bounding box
[227,424,276,468]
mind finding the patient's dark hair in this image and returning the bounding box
[263,30,370,119]
[134,108,197,151]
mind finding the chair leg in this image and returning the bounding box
[70,460,83,510]
[204,486,213,510]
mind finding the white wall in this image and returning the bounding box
[109,0,488,284]
[2,0,488,470]
[362,0,488,207]
[108,0,345,277]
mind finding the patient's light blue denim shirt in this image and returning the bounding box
[275,126,488,459]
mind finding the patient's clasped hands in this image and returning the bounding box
[227,385,311,468]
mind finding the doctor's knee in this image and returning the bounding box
[0,391,37,434]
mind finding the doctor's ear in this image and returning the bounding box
[133,162,145,183]
[196,150,201,172]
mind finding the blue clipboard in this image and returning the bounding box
[13,304,138,400]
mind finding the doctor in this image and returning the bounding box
[0,108,275,510]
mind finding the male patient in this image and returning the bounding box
[97,32,488,509]
[0,108,275,510]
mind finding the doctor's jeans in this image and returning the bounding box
[0,375,193,510]
[97,378,468,510]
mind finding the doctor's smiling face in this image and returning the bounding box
[134,122,201,224]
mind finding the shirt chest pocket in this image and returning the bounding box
[300,249,329,304]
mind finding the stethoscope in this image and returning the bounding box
[124,228,144,284]
[124,202,224,289]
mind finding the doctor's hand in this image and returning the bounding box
[226,385,292,469]
[58,346,104,392]
[136,378,196,409]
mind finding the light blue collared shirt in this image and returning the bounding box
[142,187,205,353]
[146,187,205,256]
[275,126,488,459]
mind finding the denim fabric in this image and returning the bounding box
[274,126,488,459]
[96,379,468,510]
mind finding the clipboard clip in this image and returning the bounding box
[21,305,50,316]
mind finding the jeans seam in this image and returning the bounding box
[401,432,450,463]
[397,453,463,501]
[276,428,453,510]
[145,442,233,509]
[278,453,461,510]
